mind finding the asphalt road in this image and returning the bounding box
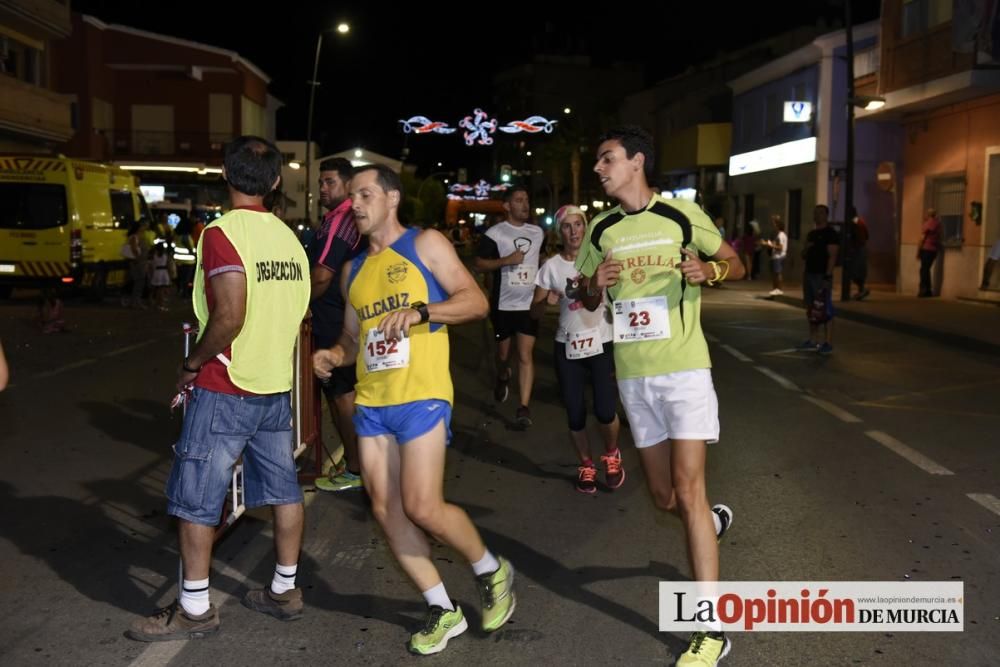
[0,284,997,666]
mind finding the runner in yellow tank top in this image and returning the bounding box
[312,165,517,655]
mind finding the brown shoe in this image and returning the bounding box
[242,587,303,621]
[127,600,219,642]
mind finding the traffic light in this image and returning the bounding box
[500,164,512,183]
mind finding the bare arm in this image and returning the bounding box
[582,249,623,311]
[379,229,489,341]
[679,241,745,285]
[312,269,359,378]
[310,264,335,301]
[177,271,246,390]
[474,251,522,273]
[529,285,556,320]
[0,339,8,391]
[826,244,839,277]
[714,240,745,281]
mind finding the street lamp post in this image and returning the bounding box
[304,23,349,227]
[841,0,856,303]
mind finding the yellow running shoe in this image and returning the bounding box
[676,631,731,666]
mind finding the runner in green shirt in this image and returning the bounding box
[577,126,744,667]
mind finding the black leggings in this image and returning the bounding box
[553,341,617,432]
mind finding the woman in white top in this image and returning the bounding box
[530,205,623,494]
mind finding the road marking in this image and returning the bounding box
[853,401,1000,420]
[35,358,96,379]
[801,395,862,423]
[31,336,162,381]
[721,344,752,362]
[867,378,1000,404]
[865,430,954,476]
[762,348,806,357]
[754,366,801,392]
[106,339,158,357]
[967,493,1000,517]
[704,333,719,343]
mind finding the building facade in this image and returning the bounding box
[50,13,279,208]
[728,22,903,284]
[858,0,1000,299]
[0,0,74,153]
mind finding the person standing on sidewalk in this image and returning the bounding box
[578,126,739,666]
[0,338,8,391]
[128,136,311,641]
[313,165,515,655]
[918,207,942,297]
[309,157,367,492]
[530,204,624,495]
[849,207,870,300]
[797,204,839,355]
[763,214,787,296]
[474,186,545,428]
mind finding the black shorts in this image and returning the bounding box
[490,309,539,341]
[314,332,357,398]
[320,364,358,399]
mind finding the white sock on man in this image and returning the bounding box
[697,596,723,633]
[271,563,298,595]
[180,578,210,616]
[471,550,500,577]
[421,582,454,610]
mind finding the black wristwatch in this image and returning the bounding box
[182,358,201,374]
[411,301,430,324]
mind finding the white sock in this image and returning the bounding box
[712,511,722,536]
[421,582,454,610]
[271,563,298,594]
[180,578,210,616]
[697,596,723,633]
[471,550,500,577]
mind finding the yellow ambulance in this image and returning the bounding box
[0,156,149,298]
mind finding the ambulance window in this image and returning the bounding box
[0,183,67,229]
[110,191,136,229]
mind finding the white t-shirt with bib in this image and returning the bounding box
[483,221,545,311]
[534,254,613,344]
[773,230,788,259]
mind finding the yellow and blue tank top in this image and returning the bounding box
[347,227,452,407]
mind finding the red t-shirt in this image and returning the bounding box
[921,216,942,252]
[193,207,264,396]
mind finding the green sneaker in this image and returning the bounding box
[315,470,362,492]
[676,631,731,666]
[477,556,516,632]
[408,604,468,655]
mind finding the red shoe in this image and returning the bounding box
[601,450,625,490]
[576,465,597,494]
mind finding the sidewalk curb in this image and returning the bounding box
[769,294,1000,357]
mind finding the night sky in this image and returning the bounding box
[72,1,879,177]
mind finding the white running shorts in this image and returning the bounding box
[618,369,720,447]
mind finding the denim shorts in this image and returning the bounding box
[353,399,452,445]
[166,387,303,525]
